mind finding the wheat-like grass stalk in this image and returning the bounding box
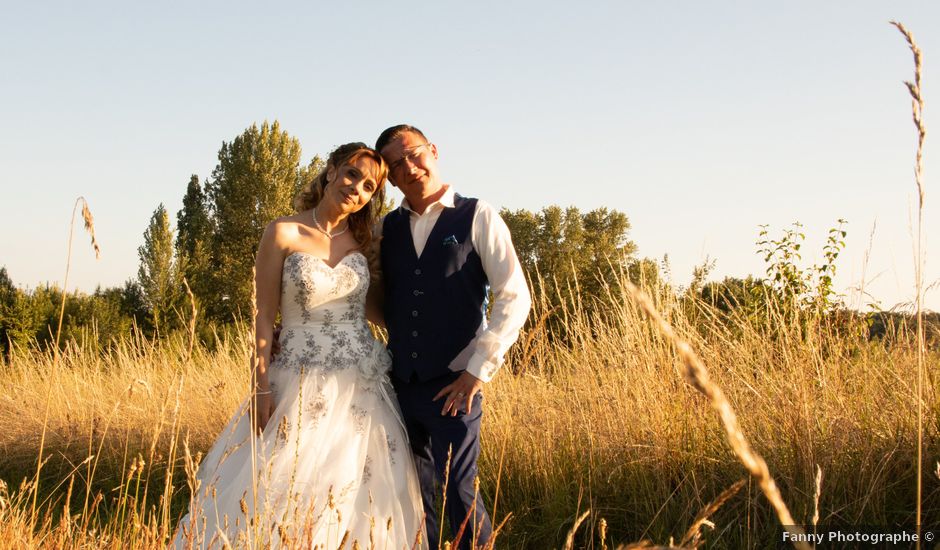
[623,280,811,550]
[248,265,260,549]
[563,509,591,550]
[679,479,746,548]
[811,465,822,540]
[54,196,101,351]
[182,277,197,363]
[890,20,927,543]
[439,444,452,549]
[37,196,101,528]
[81,199,101,260]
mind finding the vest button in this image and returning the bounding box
[412,330,418,337]
[412,310,418,317]
[414,268,422,275]
[411,352,418,359]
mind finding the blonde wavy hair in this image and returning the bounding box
[294,142,387,269]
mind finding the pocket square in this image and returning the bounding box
[442,235,458,246]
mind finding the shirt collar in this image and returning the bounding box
[401,185,456,214]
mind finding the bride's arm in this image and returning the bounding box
[252,222,285,432]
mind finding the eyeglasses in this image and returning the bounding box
[388,143,430,173]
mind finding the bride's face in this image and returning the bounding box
[325,156,382,214]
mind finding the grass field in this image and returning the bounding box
[1,275,937,548]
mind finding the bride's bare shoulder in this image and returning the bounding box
[267,212,311,234]
[260,212,312,251]
[271,211,310,226]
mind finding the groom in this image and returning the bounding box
[376,125,531,549]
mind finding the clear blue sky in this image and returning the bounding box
[2,1,938,310]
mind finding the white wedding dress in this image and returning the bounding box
[173,251,426,549]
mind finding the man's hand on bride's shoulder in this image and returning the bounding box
[434,371,485,417]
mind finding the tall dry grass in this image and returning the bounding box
[889,20,928,540]
[1,267,937,548]
[483,273,939,547]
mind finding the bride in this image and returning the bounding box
[173,143,426,549]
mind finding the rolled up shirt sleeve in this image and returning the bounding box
[460,200,532,382]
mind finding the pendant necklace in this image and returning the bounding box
[312,207,349,239]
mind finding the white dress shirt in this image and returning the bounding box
[389,185,532,383]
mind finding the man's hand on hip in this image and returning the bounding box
[434,371,484,416]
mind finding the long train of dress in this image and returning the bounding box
[173,251,426,549]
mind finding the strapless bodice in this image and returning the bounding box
[272,251,390,381]
[279,251,368,328]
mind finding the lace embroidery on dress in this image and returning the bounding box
[362,455,374,484]
[275,253,382,378]
[304,390,328,427]
[350,404,369,434]
[285,254,317,323]
[387,434,398,465]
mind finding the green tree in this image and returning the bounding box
[205,120,302,321]
[50,286,135,350]
[0,267,12,296]
[626,257,663,291]
[0,271,57,355]
[175,174,213,309]
[580,207,636,297]
[138,203,182,332]
[296,154,326,201]
[755,219,848,319]
[501,205,637,303]
[499,209,540,273]
[3,283,57,351]
[500,205,641,345]
[0,267,18,359]
[118,279,149,328]
[700,276,765,315]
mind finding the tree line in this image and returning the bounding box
[0,121,647,357]
[4,121,934,359]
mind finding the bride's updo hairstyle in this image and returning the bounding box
[294,142,388,258]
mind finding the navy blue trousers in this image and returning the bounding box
[393,372,492,550]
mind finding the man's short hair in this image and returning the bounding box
[375,124,428,153]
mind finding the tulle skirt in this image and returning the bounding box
[172,331,426,549]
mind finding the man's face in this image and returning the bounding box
[379,131,440,194]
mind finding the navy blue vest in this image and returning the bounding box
[381,195,488,382]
